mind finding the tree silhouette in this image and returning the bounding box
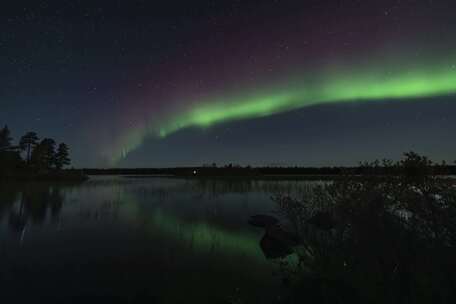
[0,125,79,179]
[0,125,12,151]
[55,143,70,169]
[400,150,433,181]
[31,138,56,170]
[0,125,22,172]
[19,132,39,164]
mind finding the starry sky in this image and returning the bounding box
[1,0,456,168]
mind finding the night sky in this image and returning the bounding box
[2,0,456,168]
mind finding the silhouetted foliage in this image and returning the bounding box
[0,125,13,151]
[55,143,70,169]
[31,138,56,170]
[268,152,456,304]
[0,125,22,174]
[19,131,39,163]
[0,124,79,180]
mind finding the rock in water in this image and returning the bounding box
[260,224,297,259]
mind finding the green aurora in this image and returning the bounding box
[113,59,456,163]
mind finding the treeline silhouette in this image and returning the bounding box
[0,125,83,180]
[84,156,456,178]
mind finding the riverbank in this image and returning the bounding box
[0,169,89,182]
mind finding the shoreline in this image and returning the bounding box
[0,170,89,182]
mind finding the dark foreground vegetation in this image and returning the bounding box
[251,152,456,304]
[0,125,86,181]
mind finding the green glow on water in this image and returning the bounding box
[150,209,265,260]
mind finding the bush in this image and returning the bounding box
[273,152,456,304]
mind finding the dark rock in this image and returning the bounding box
[260,224,298,259]
[260,234,293,259]
[248,214,279,228]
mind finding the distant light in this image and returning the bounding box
[193,170,197,175]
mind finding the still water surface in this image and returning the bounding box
[0,176,310,303]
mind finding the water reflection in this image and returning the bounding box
[146,208,263,260]
[0,183,69,233]
[0,176,312,302]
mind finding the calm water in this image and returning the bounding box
[0,176,311,303]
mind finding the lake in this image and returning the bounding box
[0,176,311,303]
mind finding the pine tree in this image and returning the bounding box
[19,132,39,164]
[31,138,56,169]
[55,143,70,169]
[0,125,12,151]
